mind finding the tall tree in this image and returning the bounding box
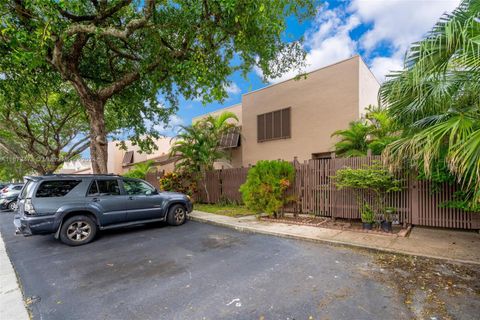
[380,0,480,208]
[0,72,90,174]
[1,0,315,173]
[170,111,238,202]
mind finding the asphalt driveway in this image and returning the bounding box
[0,211,479,320]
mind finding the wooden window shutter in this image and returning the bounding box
[281,107,291,138]
[273,110,282,138]
[257,114,265,142]
[265,112,273,140]
[122,151,134,165]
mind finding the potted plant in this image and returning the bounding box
[360,203,375,230]
[333,162,402,232]
[381,207,395,232]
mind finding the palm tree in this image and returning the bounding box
[365,105,399,155]
[170,111,239,202]
[380,0,480,208]
[123,160,155,179]
[331,121,370,157]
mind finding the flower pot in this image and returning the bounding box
[362,222,373,230]
[381,221,392,232]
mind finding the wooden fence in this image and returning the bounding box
[196,156,480,230]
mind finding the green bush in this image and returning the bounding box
[159,171,197,197]
[123,160,154,179]
[239,160,295,218]
[360,203,375,223]
[332,163,402,222]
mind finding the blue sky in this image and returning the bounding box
[157,0,461,136]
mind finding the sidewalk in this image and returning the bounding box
[190,210,480,265]
[0,234,29,320]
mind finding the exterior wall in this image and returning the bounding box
[358,57,380,117]
[192,103,242,125]
[108,137,174,174]
[241,56,362,165]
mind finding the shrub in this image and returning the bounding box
[360,203,375,224]
[159,171,197,197]
[123,160,154,179]
[332,162,402,222]
[239,160,295,218]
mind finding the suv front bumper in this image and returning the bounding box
[14,214,57,236]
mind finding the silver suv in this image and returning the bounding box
[14,174,193,246]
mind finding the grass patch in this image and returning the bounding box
[194,203,255,217]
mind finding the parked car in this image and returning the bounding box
[14,174,193,246]
[0,183,24,211]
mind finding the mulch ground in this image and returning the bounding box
[260,215,407,236]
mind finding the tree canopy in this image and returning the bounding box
[331,106,398,157]
[1,0,315,173]
[380,0,480,209]
[0,71,90,174]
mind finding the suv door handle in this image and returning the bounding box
[92,197,100,202]
[128,196,134,200]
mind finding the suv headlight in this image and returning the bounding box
[24,199,36,216]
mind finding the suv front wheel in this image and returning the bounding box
[167,204,187,226]
[60,215,97,246]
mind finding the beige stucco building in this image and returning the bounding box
[193,55,380,167]
[59,137,177,175]
[63,55,379,174]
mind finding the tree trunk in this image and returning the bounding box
[85,100,109,174]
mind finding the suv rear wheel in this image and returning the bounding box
[60,215,97,246]
[167,204,187,226]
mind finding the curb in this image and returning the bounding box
[0,233,30,320]
[189,215,480,266]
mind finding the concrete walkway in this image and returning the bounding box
[190,210,480,265]
[0,234,30,320]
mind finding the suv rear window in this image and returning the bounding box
[35,180,81,198]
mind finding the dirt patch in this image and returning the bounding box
[373,253,480,319]
[260,215,406,236]
[201,233,244,250]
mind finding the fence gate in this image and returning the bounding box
[410,179,480,229]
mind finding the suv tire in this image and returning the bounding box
[167,204,187,226]
[60,215,97,246]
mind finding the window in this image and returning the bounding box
[122,151,134,166]
[219,126,241,149]
[13,185,23,190]
[257,107,291,142]
[88,179,120,196]
[87,181,98,195]
[35,180,81,198]
[20,181,34,199]
[123,179,155,195]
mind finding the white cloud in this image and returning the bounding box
[350,0,460,53]
[350,0,460,81]
[258,0,461,84]
[156,114,184,135]
[258,5,360,83]
[369,54,404,82]
[224,82,241,95]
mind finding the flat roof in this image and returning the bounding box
[192,55,377,121]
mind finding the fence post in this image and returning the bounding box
[410,176,419,225]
